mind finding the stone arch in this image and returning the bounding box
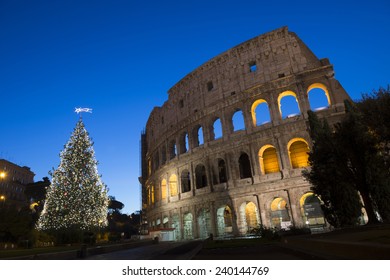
[258,145,280,174]
[307,83,331,111]
[239,202,259,233]
[197,208,212,239]
[239,152,252,179]
[218,158,228,183]
[169,139,177,159]
[163,216,169,228]
[169,174,178,196]
[192,124,204,147]
[216,205,234,237]
[232,109,246,132]
[161,145,167,165]
[181,169,191,193]
[300,192,325,227]
[179,131,189,154]
[195,164,208,188]
[212,117,223,140]
[183,212,193,239]
[287,138,310,169]
[270,197,291,229]
[171,213,181,240]
[161,178,167,199]
[251,99,271,126]
[278,90,301,119]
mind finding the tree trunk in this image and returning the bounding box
[360,190,380,224]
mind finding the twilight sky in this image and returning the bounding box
[1,0,389,214]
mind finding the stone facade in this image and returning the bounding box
[0,159,35,208]
[141,27,350,240]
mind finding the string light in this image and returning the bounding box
[37,119,109,231]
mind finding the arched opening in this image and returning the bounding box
[169,140,177,159]
[181,170,191,193]
[259,145,280,174]
[213,118,223,140]
[271,197,291,229]
[151,185,155,204]
[251,99,271,126]
[161,146,167,165]
[172,214,180,240]
[218,158,228,183]
[217,206,233,237]
[163,216,169,228]
[198,126,204,146]
[245,202,259,231]
[239,153,252,179]
[169,174,178,196]
[288,138,310,169]
[195,164,208,189]
[238,202,259,233]
[232,110,246,132]
[161,179,167,199]
[197,208,212,239]
[300,193,325,228]
[308,83,331,111]
[183,213,193,240]
[192,125,204,147]
[278,91,301,119]
[179,132,189,154]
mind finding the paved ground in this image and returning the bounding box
[83,224,390,260]
[86,241,202,260]
[194,225,390,260]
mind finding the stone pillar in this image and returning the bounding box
[210,201,217,237]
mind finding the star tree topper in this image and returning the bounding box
[75,107,93,116]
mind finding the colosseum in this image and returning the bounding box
[141,26,350,241]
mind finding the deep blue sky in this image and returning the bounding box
[1,0,389,214]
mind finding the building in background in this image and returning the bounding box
[141,27,351,240]
[0,159,35,209]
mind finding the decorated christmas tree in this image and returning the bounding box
[37,116,108,236]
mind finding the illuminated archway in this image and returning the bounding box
[288,138,310,168]
[169,174,178,196]
[251,99,271,126]
[307,83,331,111]
[183,212,193,239]
[163,216,169,228]
[270,197,291,229]
[198,208,212,239]
[278,91,301,119]
[172,214,180,240]
[300,192,325,227]
[239,202,259,233]
[258,145,280,174]
[216,205,233,236]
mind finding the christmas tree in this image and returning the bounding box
[37,117,108,234]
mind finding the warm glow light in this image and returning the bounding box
[0,172,6,179]
[0,195,5,201]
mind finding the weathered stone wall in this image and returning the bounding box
[142,27,350,239]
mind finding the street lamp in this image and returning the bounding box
[0,195,5,207]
